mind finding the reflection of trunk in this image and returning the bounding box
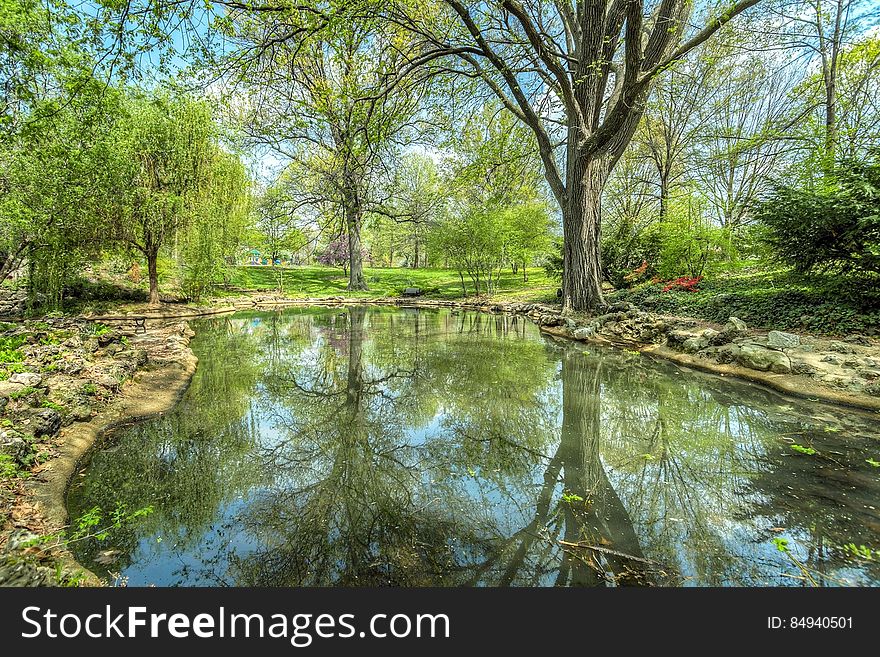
[558,350,649,586]
[346,307,366,407]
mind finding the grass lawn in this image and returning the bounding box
[226,265,559,303]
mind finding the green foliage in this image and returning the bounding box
[840,543,875,561]
[0,453,21,479]
[0,334,25,364]
[612,267,880,335]
[8,385,36,400]
[790,444,817,456]
[754,153,880,276]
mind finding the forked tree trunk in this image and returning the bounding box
[562,155,609,312]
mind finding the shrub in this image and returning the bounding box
[754,152,880,276]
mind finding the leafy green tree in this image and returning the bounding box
[754,152,880,275]
[105,93,216,304]
[386,0,760,311]
[214,4,428,290]
[179,149,252,301]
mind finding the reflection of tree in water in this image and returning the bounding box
[593,344,880,586]
[69,307,880,587]
[66,316,272,582]
[232,309,655,586]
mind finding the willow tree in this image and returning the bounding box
[107,94,215,304]
[389,0,760,310]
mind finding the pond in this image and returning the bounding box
[67,306,880,586]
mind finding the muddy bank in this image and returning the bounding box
[0,318,197,585]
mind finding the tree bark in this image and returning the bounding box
[147,247,160,305]
[345,200,368,291]
[659,169,669,222]
[562,155,609,312]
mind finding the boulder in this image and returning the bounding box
[737,343,791,373]
[564,318,577,330]
[69,405,92,422]
[829,341,856,354]
[665,330,694,349]
[767,331,800,349]
[0,429,29,463]
[725,317,748,333]
[682,337,709,354]
[25,408,62,438]
[8,372,42,387]
[714,345,740,364]
[0,381,24,398]
[573,327,595,341]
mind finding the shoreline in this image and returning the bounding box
[91,295,880,413]
[6,295,879,585]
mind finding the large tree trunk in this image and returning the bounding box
[345,198,368,291]
[147,247,160,305]
[562,155,609,312]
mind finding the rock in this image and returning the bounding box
[665,330,694,349]
[69,405,92,422]
[791,361,816,376]
[0,429,29,463]
[725,317,748,333]
[767,331,800,349]
[829,341,856,354]
[866,382,880,397]
[93,373,120,389]
[565,319,577,330]
[0,396,6,414]
[682,337,709,354]
[573,327,595,341]
[714,345,740,364]
[25,408,62,438]
[843,333,872,346]
[737,343,791,373]
[770,359,792,374]
[96,330,121,347]
[608,301,636,313]
[0,381,24,398]
[8,372,42,387]
[59,357,85,375]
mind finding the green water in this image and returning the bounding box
[67,307,880,586]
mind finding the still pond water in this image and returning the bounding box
[68,307,880,586]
